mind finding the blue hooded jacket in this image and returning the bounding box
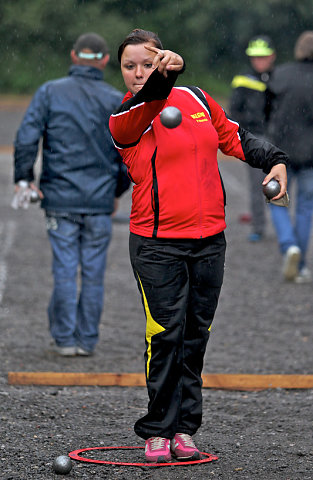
[14,65,129,213]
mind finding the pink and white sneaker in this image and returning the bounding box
[144,437,171,463]
[170,433,201,460]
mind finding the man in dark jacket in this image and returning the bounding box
[230,35,276,242]
[13,32,130,355]
[267,31,313,283]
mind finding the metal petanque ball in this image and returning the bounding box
[262,179,281,199]
[30,190,40,203]
[52,455,72,474]
[160,106,182,129]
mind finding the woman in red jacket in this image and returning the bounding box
[109,29,288,463]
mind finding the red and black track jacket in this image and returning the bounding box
[109,68,288,239]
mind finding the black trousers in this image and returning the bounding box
[129,231,226,440]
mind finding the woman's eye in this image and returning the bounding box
[124,64,134,70]
[144,63,153,69]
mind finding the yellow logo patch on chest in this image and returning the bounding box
[190,112,208,122]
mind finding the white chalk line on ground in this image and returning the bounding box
[0,221,16,305]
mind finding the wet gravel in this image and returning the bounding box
[0,105,312,479]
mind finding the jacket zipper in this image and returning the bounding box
[190,129,203,237]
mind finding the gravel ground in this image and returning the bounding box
[0,104,312,479]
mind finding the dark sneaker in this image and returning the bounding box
[144,437,171,462]
[170,433,201,461]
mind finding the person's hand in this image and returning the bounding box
[262,163,287,200]
[29,182,44,199]
[13,181,43,199]
[144,45,184,78]
[12,180,44,210]
[12,180,31,209]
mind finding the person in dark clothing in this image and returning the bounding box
[230,35,276,242]
[109,28,288,463]
[267,31,313,283]
[13,32,130,356]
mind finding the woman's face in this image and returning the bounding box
[121,42,156,94]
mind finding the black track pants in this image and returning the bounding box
[129,232,226,440]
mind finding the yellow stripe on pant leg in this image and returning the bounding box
[137,274,165,378]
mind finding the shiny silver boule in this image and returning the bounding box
[262,179,280,199]
[30,190,40,203]
[52,455,72,474]
[160,106,182,129]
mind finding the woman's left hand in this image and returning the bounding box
[145,45,184,77]
[262,163,287,199]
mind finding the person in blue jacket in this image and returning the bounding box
[13,32,130,356]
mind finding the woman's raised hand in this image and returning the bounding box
[145,45,184,77]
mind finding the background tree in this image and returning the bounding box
[0,0,312,95]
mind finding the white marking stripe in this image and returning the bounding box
[0,221,16,304]
[0,262,8,305]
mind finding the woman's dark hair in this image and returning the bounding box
[118,29,163,63]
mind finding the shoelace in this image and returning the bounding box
[149,437,168,451]
[176,433,196,448]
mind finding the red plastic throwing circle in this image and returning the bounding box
[69,445,218,467]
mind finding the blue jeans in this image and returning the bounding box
[46,212,112,351]
[270,168,313,270]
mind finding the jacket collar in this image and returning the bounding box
[68,64,103,80]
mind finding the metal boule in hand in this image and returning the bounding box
[262,179,281,199]
[160,106,182,129]
[30,190,40,203]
